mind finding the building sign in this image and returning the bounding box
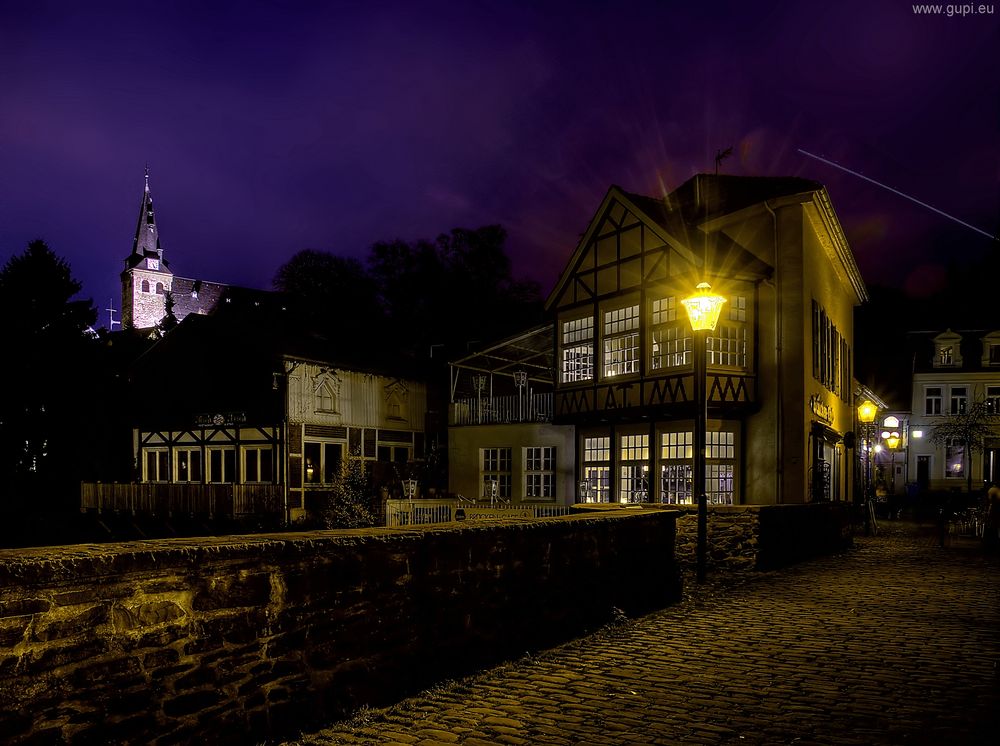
[195,411,247,427]
[809,395,834,424]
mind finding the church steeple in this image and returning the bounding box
[131,166,162,260]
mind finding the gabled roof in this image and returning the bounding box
[545,182,773,311]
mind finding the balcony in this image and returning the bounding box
[80,482,284,517]
[449,392,553,426]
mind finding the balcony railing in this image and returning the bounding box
[80,482,284,517]
[450,392,553,426]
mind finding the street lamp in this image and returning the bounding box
[682,282,726,584]
[857,399,878,534]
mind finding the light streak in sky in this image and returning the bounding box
[798,149,997,241]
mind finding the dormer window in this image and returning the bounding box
[932,330,962,368]
[980,332,1000,366]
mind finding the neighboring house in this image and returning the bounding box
[545,174,867,505]
[907,329,1000,491]
[120,170,229,330]
[84,300,427,522]
[447,325,575,506]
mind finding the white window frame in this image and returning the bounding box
[560,316,594,383]
[481,447,512,499]
[304,441,344,485]
[950,386,967,416]
[618,433,649,504]
[603,304,639,378]
[144,448,169,482]
[206,446,235,484]
[657,427,736,505]
[174,447,202,483]
[524,446,555,500]
[242,446,274,484]
[582,436,610,503]
[925,386,943,416]
[985,385,1000,415]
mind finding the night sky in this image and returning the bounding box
[2,0,997,330]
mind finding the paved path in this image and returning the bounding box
[287,521,1000,745]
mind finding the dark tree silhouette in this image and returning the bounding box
[158,289,179,334]
[0,240,97,508]
[274,225,543,366]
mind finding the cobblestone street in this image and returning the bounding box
[287,521,1000,745]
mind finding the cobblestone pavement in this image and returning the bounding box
[286,521,1000,745]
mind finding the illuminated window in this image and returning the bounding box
[304,442,342,484]
[144,449,169,482]
[582,436,610,503]
[175,448,202,483]
[950,386,967,416]
[603,304,639,378]
[618,433,649,503]
[945,439,965,479]
[561,317,594,382]
[207,447,235,484]
[243,446,274,483]
[651,296,676,324]
[925,387,943,416]
[938,346,953,366]
[658,428,736,505]
[481,447,511,499]
[525,446,555,499]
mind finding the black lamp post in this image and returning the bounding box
[682,282,726,584]
[857,400,878,535]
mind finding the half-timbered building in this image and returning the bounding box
[546,174,867,505]
[95,299,427,522]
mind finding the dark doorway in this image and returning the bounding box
[917,456,930,491]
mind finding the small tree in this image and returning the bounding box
[929,399,1000,494]
[318,448,378,529]
[158,289,179,334]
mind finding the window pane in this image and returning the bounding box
[304,443,321,483]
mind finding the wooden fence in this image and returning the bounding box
[80,482,284,517]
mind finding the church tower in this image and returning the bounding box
[121,169,174,329]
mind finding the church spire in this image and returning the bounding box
[131,167,161,259]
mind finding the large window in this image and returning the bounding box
[811,300,849,400]
[582,436,610,503]
[618,434,649,503]
[561,317,594,383]
[175,448,202,483]
[481,447,512,499]
[660,432,692,504]
[243,446,274,483]
[525,446,555,499]
[304,442,342,484]
[207,447,235,484]
[650,295,690,371]
[708,324,747,367]
[603,304,639,378]
[658,428,736,505]
[925,387,943,416]
[950,386,967,415]
[144,449,169,482]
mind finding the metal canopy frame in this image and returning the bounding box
[449,324,554,401]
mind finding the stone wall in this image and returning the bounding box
[575,502,853,572]
[0,511,680,744]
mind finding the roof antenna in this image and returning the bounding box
[714,147,732,175]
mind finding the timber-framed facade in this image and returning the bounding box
[546,175,868,506]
